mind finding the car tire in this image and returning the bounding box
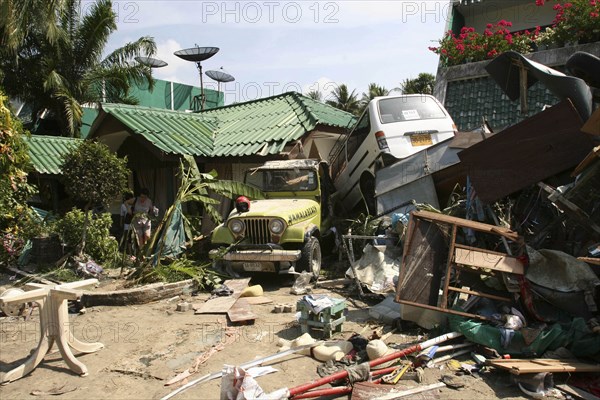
[297,237,322,280]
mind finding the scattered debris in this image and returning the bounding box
[485,359,600,374]
[30,386,78,396]
[193,278,250,314]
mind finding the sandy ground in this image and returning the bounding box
[0,273,531,400]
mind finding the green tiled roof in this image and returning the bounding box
[94,92,356,158]
[23,135,82,174]
[99,103,217,157]
[445,76,560,131]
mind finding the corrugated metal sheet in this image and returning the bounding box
[101,104,216,156]
[24,135,82,175]
[97,92,355,158]
[200,92,355,157]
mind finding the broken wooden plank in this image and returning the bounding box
[194,278,251,314]
[556,384,600,400]
[578,257,600,266]
[582,107,600,135]
[243,296,273,305]
[458,99,593,203]
[454,246,524,274]
[571,145,600,177]
[486,359,600,375]
[449,130,494,149]
[227,298,257,323]
[412,210,520,241]
[315,278,354,288]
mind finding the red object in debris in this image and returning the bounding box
[503,354,511,359]
[235,196,250,213]
[288,332,463,398]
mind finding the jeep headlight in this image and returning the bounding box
[229,219,245,235]
[269,219,285,235]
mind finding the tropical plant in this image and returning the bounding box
[306,90,323,102]
[60,140,129,254]
[54,209,119,265]
[0,0,63,54]
[400,73,436,95]
[0,0,156,137]
[326,84,360,116]
[429,21,540,66]
[535,0,600,45]
[0,91,36,237]
[359,83,388,113]
[132,155,265,283]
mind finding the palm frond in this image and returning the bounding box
[102,36,156,66]
[76,0,116,67]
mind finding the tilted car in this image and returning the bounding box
[209,159,335,278]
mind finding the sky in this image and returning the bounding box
[104,0,452,105]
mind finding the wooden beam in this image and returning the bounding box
[454,247,524,274]
[412,210,520,241]
[486,359,600,375]
[448,286,512,302]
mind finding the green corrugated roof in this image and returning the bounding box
[23,135,82,174]
[94,92,356,158]
[204,92,355,157]
[100,103,217,157]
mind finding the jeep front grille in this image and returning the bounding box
[244,218,271,244]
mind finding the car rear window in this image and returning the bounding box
[378,96,447,124]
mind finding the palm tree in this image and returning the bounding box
[0,0,63,54]
[325,84,360,116]
[359,83,388,114]
[400,73,436,95]
[0,0,156,137]
[306,89,323,102]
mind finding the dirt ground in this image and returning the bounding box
[0,272,532,400]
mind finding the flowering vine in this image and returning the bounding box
[429,21,540,66]
[535,0,600,45]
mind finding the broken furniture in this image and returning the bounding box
[395,210,524,320]
[296,297,346,339]
[0,279,103,383]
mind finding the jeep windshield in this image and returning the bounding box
[245,169,318,192]
[377,96,447,124]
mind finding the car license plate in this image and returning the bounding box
[243,262,263,271]
[410,133,432,146]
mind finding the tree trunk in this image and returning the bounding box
[76,207,91,256]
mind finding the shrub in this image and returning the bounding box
[54,209,118,265]
[429,21,540,66]
[536,0,600,45]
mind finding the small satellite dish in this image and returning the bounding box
[206,67,235,103]
[206,67,235,83]
[135,56,168,68]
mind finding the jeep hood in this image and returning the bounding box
[230,198,319,223]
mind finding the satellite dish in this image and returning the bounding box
[135,56,168,68]
[174,46,220,111]
[174,46,219,62]
[206,67,235,83]
[206,67,235,102]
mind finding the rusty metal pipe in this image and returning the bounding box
[287,331,462,398]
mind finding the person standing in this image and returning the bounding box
[119,192,135,252]
[133,188,156,247]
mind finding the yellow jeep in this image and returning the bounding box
[210,159,334,278]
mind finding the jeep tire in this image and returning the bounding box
[298,237,321,280]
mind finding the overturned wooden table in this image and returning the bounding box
[0,279,103,383]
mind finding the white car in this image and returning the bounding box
[330,94,457,213]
